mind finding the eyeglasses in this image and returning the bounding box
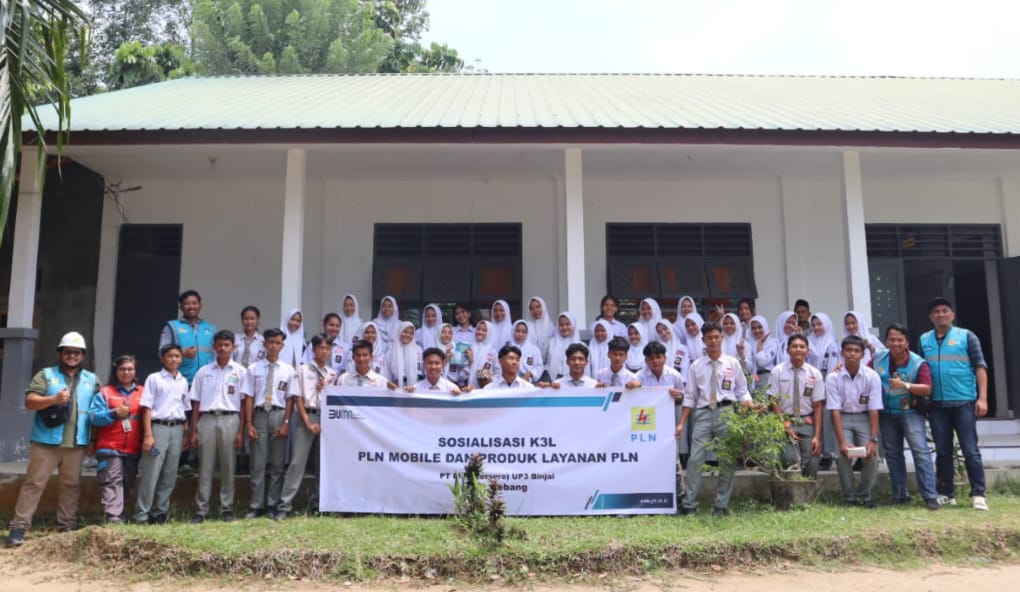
[61,349,84,357]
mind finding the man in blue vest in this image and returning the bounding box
[5,332,100,547]
[919,297,989,511]
[159,289,217,386]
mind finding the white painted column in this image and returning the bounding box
[1000,175,1020,258]
[563,149,587,326]
[7,156,43,326]
[841,151,873,328]
[281,148,306,315]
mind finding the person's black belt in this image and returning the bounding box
[256,406,286,412]
[305,408,320,414]
[841,411,867,415]
[152,419,185,426]
[699,399,734,409]
[201,410,238,416]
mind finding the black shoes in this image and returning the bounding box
[5,529,25,547]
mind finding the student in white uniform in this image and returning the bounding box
[469,320,498,389]
[339,293,364,347]
[737,298,756,343]
[552,343,599,388]
[411,348,462,394]
[348,321,387,377]
[279,308,305,369]
[638,297,663,339]
[673,295,698,338]
[489,300,514,348]
[842,310,884,365]
[511,320,545,384]
[233,305,265,368]
[590,295,628,340]
[654,319,690,381]
[682,312,706,361]
[526,296,555,361]
[439,323,469,388]
[807,313,840,374]
[546,312,580,382]
[337,340,396,389]
[768,333,825,479]
[303,313,348,374]
[625,322,649,374]
[722,313,751,373]
[387,321,423,389]
[595,337,641,388]
[587,319,613,378]
[241,328,294,519]
[452,303,476,344]
[415,304,443,350]
[772,311,799,366]
[188,330,246,523]
[484,345,537,390]
[373,296,401,354]
[750,315,777,391]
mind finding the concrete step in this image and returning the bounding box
[977,419,1020,437]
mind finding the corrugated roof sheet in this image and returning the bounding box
[35,73,1020,134]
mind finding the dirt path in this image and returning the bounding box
[2,563,1018,591]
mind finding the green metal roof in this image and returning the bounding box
[35,73,1020,134]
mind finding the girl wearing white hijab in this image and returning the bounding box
[339,293,364,347]
[625,322,649,373]
[654,319,690,381]
[772,311,799,366]
[349,321,387,376]
[807,312,840,374]
[438,323,469,387]
[415,303,443,350]
[511,320,545,383]
[750,315,777,376]
[489,300,514,348]
[842,310,884,365]
[279,308,305,368]
[682,312,706,360]
[387,321,423,388]
[372,296,401,354]
[526,296,555,360]
[721,312,751,372]
[587,319,613,378]
[546,312,580,381]
[673,295,698,337]
[469,320,497,388]
[638,298,663,339]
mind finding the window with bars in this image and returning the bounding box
[606,223,757,320]
[866,224,1003,259]
[373,223,522,323]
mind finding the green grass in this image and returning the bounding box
[44,495,1020,582]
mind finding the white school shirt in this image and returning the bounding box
[682,355,751,408]
[414,376,460,393]
[189,360,246,412]
[515,341,545,381]
[336,370,389,388]
[590,318,628,340]
[241,358,295,409]
[825,366,883,414]
[232,331,266,367]
[554,374,599,388]
[753,338,779,373]
[453,326,475,344]
[141,368,190,421]
[594,366,639,387]
[637,366,685,390]
[484,375,537,390]
[287,362,337,410]
[303,339,349,375]
[768,361,825,416]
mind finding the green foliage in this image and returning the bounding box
[107,40,195,90]
[708,406,792,480]
[448,452,525,544]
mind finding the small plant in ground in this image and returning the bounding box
[448,453,525,543]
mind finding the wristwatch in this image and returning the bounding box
[869,436,879,443]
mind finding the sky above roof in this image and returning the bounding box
[421,0,1020,77]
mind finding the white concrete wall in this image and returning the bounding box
[863,177,1003,223]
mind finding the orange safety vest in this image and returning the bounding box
[94,384,144,455]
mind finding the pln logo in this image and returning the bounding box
[630,407,655,431]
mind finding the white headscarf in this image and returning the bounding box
[387,321,421,388]
[588,319,613,377]
[626,322,649,371]
[721,312,744,359]
[489,299,514,348]
[749,314,770,349]
[417,303,443,350]
[842,310,884,352]
[339,293,364,347]
[639,298,663,338]
[469,320,497,387]
[512,319,544,380]
[676,295,698,321]
[682,312,706,359]
[373,295,401,354]
[807,312,838,371]
[773,311,797,365]
[279,307,305,367]
[354,320,387,372]
[526,296,554,360]
[547,312,580,379]
[655,319,687,373]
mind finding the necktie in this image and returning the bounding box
[709,361,719,409]
[241,336,252,367]
[264,363,275,411]
[611,374,620,387]
[572,379,581,387]
[792,367,802,416]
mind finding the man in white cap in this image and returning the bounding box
[6,332,100,547]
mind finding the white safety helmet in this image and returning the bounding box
[57,331,87,351]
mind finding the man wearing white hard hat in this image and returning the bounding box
[5,332,100,547]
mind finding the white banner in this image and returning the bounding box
[319,387,677,515]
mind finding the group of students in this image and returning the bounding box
[4,288,990,546]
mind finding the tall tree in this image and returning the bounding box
[374,0,462,73]
[1,0,87,241]
[107,40,196,90]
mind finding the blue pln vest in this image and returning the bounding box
[873,350,923,414]
[167,319,216,383]
[919,326,977,403]
[30,366,97,446]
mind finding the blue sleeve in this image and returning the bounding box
[966,331,988,369]
[87,391,116,426]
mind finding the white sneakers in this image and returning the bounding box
[936,495,957,506]
[972,495,989,511]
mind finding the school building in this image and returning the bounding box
[1,74,1019,460]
